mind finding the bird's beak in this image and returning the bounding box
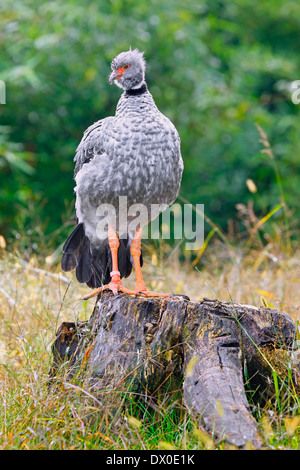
[109,70,119,85]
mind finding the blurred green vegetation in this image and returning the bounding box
[0,0,299,253]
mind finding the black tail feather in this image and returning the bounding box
[75,237,93,284]
[61,224,141,288]
[62,223,84,253]
[61,222,84,272]
[88,242,111,287]
[61,252,77,272]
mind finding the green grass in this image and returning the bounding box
[0,232,300,450]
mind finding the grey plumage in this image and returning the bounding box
[61,49,183,288]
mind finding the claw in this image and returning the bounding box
[136,289,170,298]
[82,281,137,300]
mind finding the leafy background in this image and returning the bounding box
[0,0,299,254]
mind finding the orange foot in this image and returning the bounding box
[83,270,180,301]
[83,283,172,301]
[83,278,137,300]
[133,282,170,298]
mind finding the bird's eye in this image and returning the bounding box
[123,64,130,69]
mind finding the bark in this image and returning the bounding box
[50,292,300,449]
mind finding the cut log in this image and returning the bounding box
[50,292,300,449]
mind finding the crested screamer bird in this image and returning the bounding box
[61,49,183,299]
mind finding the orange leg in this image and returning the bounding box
[83,225,136,300]
[130,228,170,298]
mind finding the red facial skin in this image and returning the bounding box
[117,64,130,79]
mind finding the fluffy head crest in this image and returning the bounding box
[109,49,146,90]
[111,49,146,72]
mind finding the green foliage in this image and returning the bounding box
[0,0,300,248]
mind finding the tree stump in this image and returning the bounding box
[50,292,300,449]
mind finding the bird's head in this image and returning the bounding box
[109,49,146,90]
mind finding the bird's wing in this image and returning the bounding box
[73,118,111,177]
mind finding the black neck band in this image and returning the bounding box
[125,83,148,96]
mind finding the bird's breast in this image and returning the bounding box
[76,103,182,218]
[104,118,179,201]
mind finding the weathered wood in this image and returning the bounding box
[50,292,300,449]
